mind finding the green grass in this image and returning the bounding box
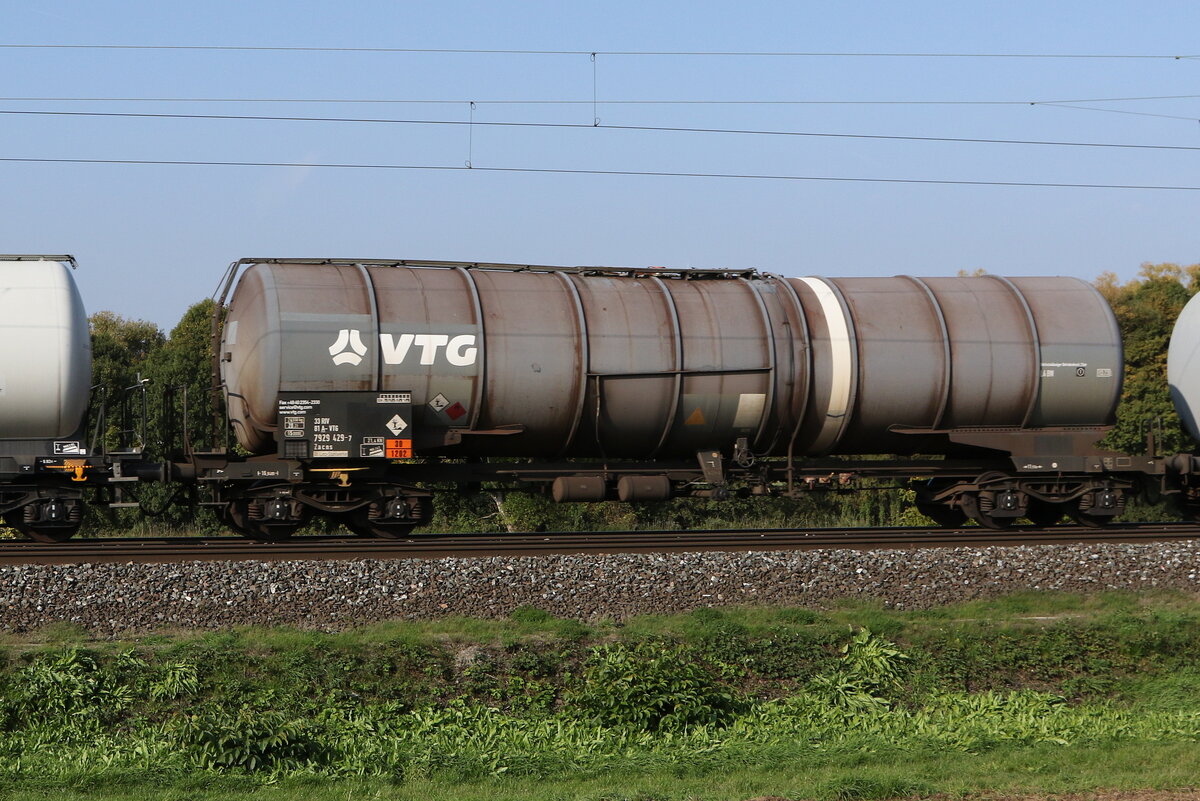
[5,589,1189,651]
[4,591,1200,799]
[1,742,1197,800]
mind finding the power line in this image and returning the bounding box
[2,155,1197,191]
[1037,102,1200,122]
[4,107,1198,151]
[3,94,1199,105]
[0,44,1197,59]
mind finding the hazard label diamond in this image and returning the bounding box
[386,414,408,435]
[428,393,450,413]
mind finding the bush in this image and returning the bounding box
[174,706,319,772]
[568,642,745,731]
[808,629,909,710]
[6,648,141,730]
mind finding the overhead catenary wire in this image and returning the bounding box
[1034,103,1200,122]
[2,155,1199,191]
[0,44,1197,58]
[3,108,1199,151]
[3,94,1199,105]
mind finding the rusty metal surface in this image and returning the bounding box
[571,273,679,455]
[220,261,1123,461]
[823,276,947,453]
[920,276,1036,428]
[2,523,1199,565]
[373,264,483,433]
[1011,276,1124,426]
[467,268,582,454]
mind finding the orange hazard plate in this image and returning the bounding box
[385,439,413,458]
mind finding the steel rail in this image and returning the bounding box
[0,522,1198,565]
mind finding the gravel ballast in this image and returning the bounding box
[2,541,1199,635]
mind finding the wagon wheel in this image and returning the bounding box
[3,512,79,543]
[244,519,306,542]
[1068,509,1111,529]
[1174,501,1200,524]
[1024,500,1066,528]
[220,500,307,542]
[915,501,967,528]
[218,500,257,537]
[346,507,417,539]
[959,493,1013,530]
[1069,488,1125,529]
[913,478,969,528]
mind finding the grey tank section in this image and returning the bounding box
[1169,291,1200,440]
[0,258,91,439]
[220,262,1123,458]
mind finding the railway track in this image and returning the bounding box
[1,522,1198,565]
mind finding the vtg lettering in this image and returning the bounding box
[378,334,478,366]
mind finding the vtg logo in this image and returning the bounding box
[329,329,368,366]
[328,330,478,367]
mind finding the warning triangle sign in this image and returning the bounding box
[684,407,706,426]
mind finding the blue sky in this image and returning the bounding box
[2,1,1198,330]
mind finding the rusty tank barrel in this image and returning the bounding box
[218,260,1122,458]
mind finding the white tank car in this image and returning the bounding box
[1169,291,1200,441]
[0,257,91,439]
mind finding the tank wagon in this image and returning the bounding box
[1166,291,1200,520]
[0,256,101,540]
[196,258,1155,538]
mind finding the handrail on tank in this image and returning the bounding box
[116,378,150,453]
[217,256,762,281]
[209,262,242,448]
[0,254,77,269]
[87,383,108,456]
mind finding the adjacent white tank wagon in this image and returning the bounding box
[0,256,93,540]
[0,257,91,440]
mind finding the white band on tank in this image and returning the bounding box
[799,277,853,453]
